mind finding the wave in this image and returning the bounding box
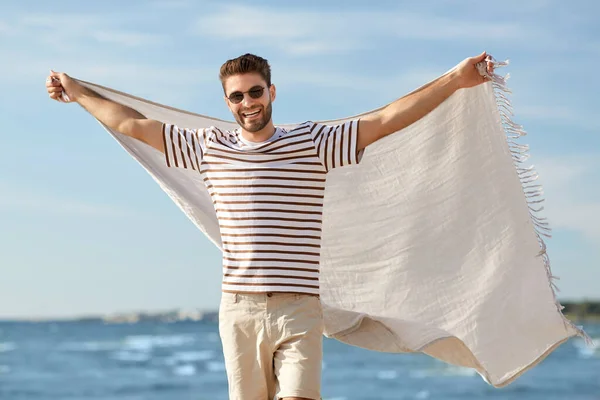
[59,341,121,352]
[0,342,17,352]
[58,333,196,353]
[164,350,215,365]
[410,365,477,379]
[112,381,190,395]
[123,334,195,351]
[376,370,398,380]
[573,337,599,358]
[111,350,152,362]
[173,364,196,376]
[206,361,226,372]
[205,332,220,343]
[144,369,161,379]
[415,390,430,399]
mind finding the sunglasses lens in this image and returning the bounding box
[229,92,244,103]
[228,87,265,103]
[248,87,264,99]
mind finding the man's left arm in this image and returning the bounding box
[357,52,494,151]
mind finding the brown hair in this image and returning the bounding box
[219,53,272,91]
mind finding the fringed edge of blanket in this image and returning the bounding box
[478,58,593,347]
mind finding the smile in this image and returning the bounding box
[242,109,261,119]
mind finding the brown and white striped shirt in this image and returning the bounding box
[163,120,361,295]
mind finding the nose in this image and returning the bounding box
[241,94,254,108]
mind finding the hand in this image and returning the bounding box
[453,52,495,90]
[45,70,80,103]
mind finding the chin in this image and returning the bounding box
[243,121,267,133]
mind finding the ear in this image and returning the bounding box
[269,84,276,102]
[224,95,233,112]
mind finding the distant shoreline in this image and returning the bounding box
[562,301,600,322]
[0,309,219,324]
[1,301,599,324]
[564,315,600,322]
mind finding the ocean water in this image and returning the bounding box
[0,320,598,400]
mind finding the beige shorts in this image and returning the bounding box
[218,292,324,400]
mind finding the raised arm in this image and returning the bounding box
[357,52,494,151]
[46,71,165,153]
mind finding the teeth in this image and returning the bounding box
[243,110,260,117]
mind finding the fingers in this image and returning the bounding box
[484,54,495,75]
[46,77,64,92]
[45,78,62,88]
[472,51,487,63]
[47,85,64,93]
[47,70,70,85]
[49,91,62,100]
[473,52,495,77]
[46,73,66,101]
[48,89,64,101]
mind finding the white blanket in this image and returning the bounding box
[75,60,588,387]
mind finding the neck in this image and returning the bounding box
[240,121,276,143]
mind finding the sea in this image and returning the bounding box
[0,320,598,400]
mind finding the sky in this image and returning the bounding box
[1,0,598,320]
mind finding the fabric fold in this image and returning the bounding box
[74,60,588,387]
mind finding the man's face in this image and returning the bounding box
[223,73,276,133]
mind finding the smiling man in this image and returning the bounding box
[46,53,492,400]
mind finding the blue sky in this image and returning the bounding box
[1,0,598,319]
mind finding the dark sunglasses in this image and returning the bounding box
[227,86,266,104]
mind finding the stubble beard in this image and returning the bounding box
[235,101,273,133]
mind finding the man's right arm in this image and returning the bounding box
[46,71,165,153]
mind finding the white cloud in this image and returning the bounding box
[3,45,215,107]
[0,20,11,34]
[518,105,577,121]
[66,62,216,106]
[188,3,600,57]
[192,5,527,56]
[550,202,600,242]
[416,0,554,13]
[66,63,213,88]
[0,183,135,218]
[91,31,167,47]
[20,13,103,29]
[535,155,600,243]
[2,45,211,84]
[517,105,600,131]
[274,66,442,101]
[150,0,191,8]
[15,13,169,48]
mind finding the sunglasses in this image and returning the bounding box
[227,86,266,104]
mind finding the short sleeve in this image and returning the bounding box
[162,123,207,171]
[308,120,361,172]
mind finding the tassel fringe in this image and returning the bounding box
[477,57,594,347]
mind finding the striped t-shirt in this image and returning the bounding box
[162,120,361,295]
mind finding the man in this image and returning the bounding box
[46,52,493,400]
